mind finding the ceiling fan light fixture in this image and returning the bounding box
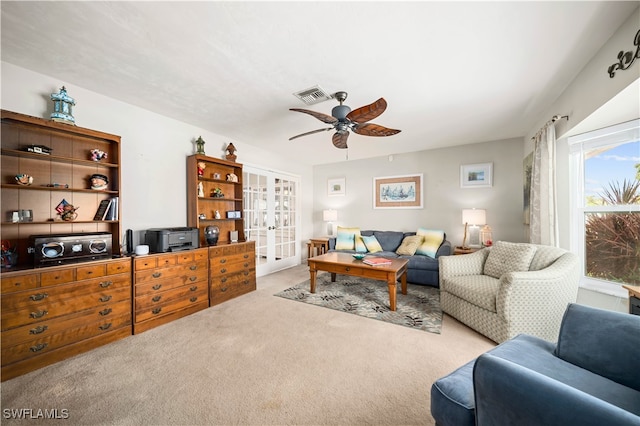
[292,85,333,105]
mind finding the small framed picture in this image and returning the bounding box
[213,173,221,180]
[460,163,493,188]
[328,177,346,196]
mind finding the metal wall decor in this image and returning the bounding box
[608,29,640,78]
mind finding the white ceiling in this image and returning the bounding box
[1,1,637,165]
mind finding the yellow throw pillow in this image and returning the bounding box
[415,228,445,258]
[362,235,383,253]
[335,226,360,250]
[396,235,423,256]
[354,234,367,253]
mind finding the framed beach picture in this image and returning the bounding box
[460,162,493,188]
[373,174,423,209]
[328,177,345,196]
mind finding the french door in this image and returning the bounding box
[243,166,300,277]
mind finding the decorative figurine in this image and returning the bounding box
[90,174,109,190]
[214,210,221,219]
[198,213,206,220]
[226,173,238,182]
[212,187,224,198]
[56,199,79,221]
[1,240,17,268]
[195,136,206,155]
[205,225,219,246]
[50,86,76,125]
[197,182,204,197]
[90,149,108,162]
[225,143,237,162]
[197,162,206,176]
[14,174,33,185]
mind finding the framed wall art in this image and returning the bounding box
[460,162,493,188]
[328,177,345,196]
[373,174,423,209]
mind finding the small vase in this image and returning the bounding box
[205,226,219,246]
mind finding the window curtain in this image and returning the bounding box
[529,121,559,246]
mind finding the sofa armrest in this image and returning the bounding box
[555,303,640,391]
[438,248,489,282]
[328,237,336,250]
[435,240,452,257]
[473,353,640,426]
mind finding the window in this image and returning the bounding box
[569,119,640,297]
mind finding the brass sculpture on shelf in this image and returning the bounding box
[225,143,237,162]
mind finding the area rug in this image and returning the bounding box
[274,274,442,334]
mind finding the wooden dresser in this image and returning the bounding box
[1,258,132,381]
[133,248,209,334]
[209,241,256,306]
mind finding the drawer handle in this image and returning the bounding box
[30,343,48,353]
[220,259,227,264]
[30,310,48,319]
[100,281,113,288]
[29,293,48,301]
[152,307,162,315]
[345,267,350,272]
[189,265,197,270]
[99,323,112,331]
[244,280,250,285]
[30,325,48,335]
[244,254,249,259]
[221,287,228,292]
[86,271,93,275]
[152,272,162,278]
[189,276,197,282]
[152,295,162,302]
[152,284,162,290]
[99,295,112,302]
[190,286,198,292]
[190,297,198,303]
[243,271,249,276]
[221,277,227,283]
[99,308,112,316]
[220,268,227,273]
[243,262,249,268]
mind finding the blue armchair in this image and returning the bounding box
[431,303,640,426]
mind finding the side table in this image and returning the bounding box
[307,237,330,259]
[622,284,640,315]
[453,247,480,255]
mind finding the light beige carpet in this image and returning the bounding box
[0,265,495,425]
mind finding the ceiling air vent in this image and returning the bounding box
[292,85,333,105]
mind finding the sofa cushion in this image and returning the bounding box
[354,234,367,253]
[483,241,537,279]
[406,254,439,271]
[372,231,405,252]
[336,226,360,250]
[396,235,423,256]
[443,275,500,312]
[362,235,383,253]
[431,359,476,426]
[416,228,445,258]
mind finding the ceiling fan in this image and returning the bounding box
[289,91,401,149]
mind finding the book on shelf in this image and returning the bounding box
[363,257,392,266]
[93,199,111,220]
[105,197,119,220]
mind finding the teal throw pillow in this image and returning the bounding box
[362,235,383,253]
[354,234,367,253]
[415,228,445,258]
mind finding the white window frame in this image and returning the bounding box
[568,119,640,298]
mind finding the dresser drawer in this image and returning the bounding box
[2,312,131,365]
[134,260,207,284]
[134,286,208,323]
[134,268,207,296]
[1,274,39,294]
[135,282,206,311]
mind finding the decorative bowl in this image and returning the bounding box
[15,174,33,185]
[352,253,365,260]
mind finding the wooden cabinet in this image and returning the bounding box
[209,241,256,306]
[0,258,132,381]
[133,248,209,334]
[1,110,122,268]
[187,154,244,246]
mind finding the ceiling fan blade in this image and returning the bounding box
[289,127,333,141]
[346,98,388,123]
[290,108,338,124]
[332,131,349,149]
[353,123,401,137]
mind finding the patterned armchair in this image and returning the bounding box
[439,241,580,343]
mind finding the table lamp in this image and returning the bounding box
[323,209,338,235]
[462,208,486,249]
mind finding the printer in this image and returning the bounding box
[145,227,199,253]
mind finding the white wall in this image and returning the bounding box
[522,7,640,312]
[313,137,525,247]
[1,62,315,251]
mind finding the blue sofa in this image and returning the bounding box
[327,230,451,287]
[430,303,640,426]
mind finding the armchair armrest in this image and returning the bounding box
[438,248,489,281]
[473,353,640,426]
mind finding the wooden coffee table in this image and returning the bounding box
[307,252,409,311]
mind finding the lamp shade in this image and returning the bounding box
[323,209,338,222]
[462,208,486,225]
